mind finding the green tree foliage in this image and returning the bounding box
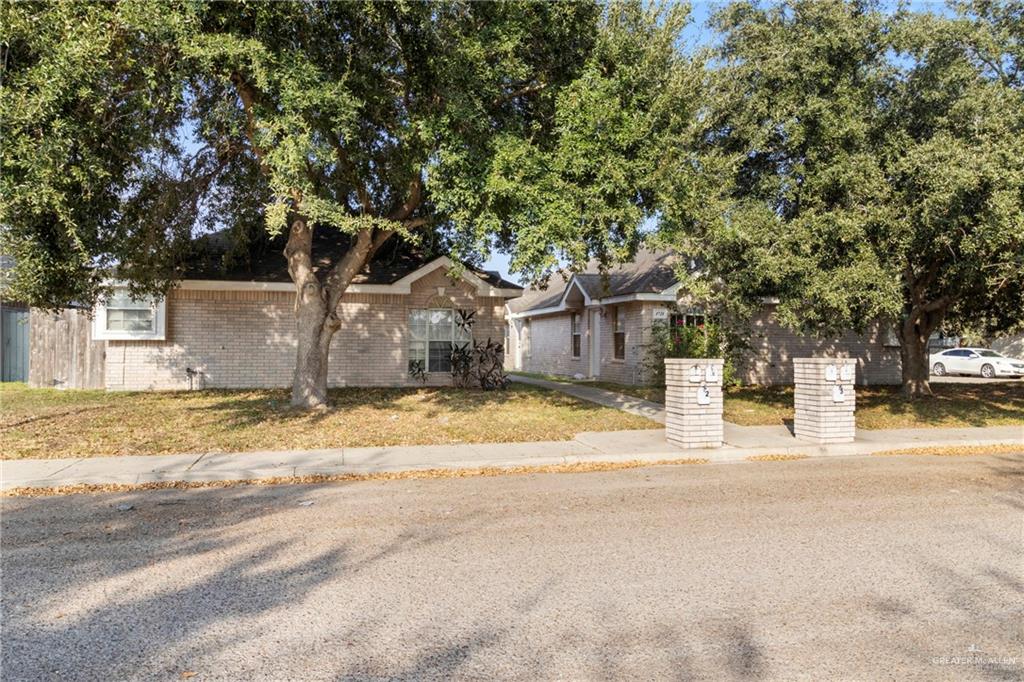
[643,319,737,387]
[1,2,195,307]
[1,1,695,407]
[659,0,1024,397]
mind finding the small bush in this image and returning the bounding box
[644,320,738,386]
[450,338,509,390]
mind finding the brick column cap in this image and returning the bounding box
[793,357,856,365]
[665,358,725,365]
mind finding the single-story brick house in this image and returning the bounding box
[28,233,522,391]
[505,249,902,386]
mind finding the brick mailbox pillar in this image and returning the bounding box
[793,358,857,444]
[665,358,724,449]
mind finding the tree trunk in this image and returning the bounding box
[284,217,377,409]
[898,305,946,399]
[291,283,335,409]
[899,325,932,399]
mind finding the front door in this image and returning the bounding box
[588,309,601,378]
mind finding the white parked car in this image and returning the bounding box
[930,348,1024,378]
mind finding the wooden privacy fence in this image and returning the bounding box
[28,308,106,389]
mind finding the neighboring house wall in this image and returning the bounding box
[514,301,902,387]
[28,308,106,389]
[596,302,654,385]
[992,333,1024,358]
[504,318,521,371]
[101,271,506,391]
[513,301,658,385]
[519,313,587,378]
[738,306,902,386]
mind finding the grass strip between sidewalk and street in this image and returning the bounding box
[869,444,1023,457]
[745,454,810,462]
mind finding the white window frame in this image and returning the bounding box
[570,312,582,359]
[93,287,166,341]
[670,311,706,329]
[408,307,471,374]
[612,306,626,360]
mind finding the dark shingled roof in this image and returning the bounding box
[507,249,678,314]
[185,228,521,291]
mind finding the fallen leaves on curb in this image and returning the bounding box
[1,458,710,498]
[870,444,1023,458]
[745,454,810,462]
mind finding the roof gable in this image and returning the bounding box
[182,228,522,297]
[508,248,680,317]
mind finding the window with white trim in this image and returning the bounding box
[93,287,166,340]
[669,311,705,329]
[570,312,581,358]
[409,308,471,373]
[612,306,626,359]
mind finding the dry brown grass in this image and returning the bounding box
[869,444,1023,457]
[1,457,711,498]
[540,377,1024,430]
[745,454,810,462]
[0,383,657,460]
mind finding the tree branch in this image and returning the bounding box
[331,133,373,215]
[402,217,430,230]
[284,202,315,293]
[387,175,423,222]
[371,229,394,253]
[324,229,373,315]
[229,71,270,175]
[919,295,952,314]
[492,81,547,107]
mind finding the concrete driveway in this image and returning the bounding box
[2,454,1022,680]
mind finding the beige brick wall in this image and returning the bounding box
[105,272,508,391]
[595,302,650,385]
[511,300,902,388]
[738,306,902,386]
[513,302,659,385]
[516,313,588,378]
[665,358,724,448]
[793,358,857,443]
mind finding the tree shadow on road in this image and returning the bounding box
[0,482,482,681]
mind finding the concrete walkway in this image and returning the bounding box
[2,424,1020,491]
[510,374,666,423]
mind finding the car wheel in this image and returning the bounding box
[981,363,995,378]
[932,362,946,376]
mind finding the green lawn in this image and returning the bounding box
[0,383,657,460]
[511,372,1024,429]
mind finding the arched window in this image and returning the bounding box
[409,306,472,373]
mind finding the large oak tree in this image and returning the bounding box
[660,0,1024,397]
[2,1,694,407]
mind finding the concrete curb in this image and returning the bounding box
[2,432,1020,491]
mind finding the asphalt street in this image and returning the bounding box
[2,453,1022,681]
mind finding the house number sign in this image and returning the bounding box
[824,364,838,382]
[697,386,712,405]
